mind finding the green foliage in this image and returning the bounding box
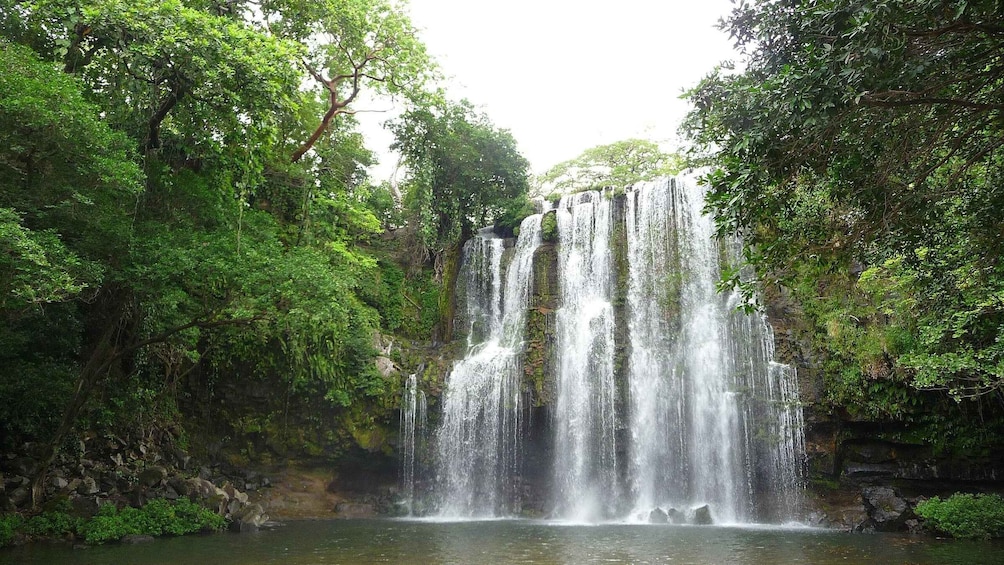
[391,98,531,250]
[0,208,95,309]
[684,0,1004,400]
[405,271,442,340]
[0,42,141,448]
[23,509,80,538]
[539,138,684,193]
[0,0,448,462]
[493,196,535,234]
[541,211,559,244]
[364,182,403,230]
[0,41,141,310]
[1,498,224,546]
[916,493,1004,539]
[79,499,225,544]
[0,513,24,548]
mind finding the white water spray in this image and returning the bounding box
[434,215,543,517]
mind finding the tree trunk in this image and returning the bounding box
[30,321,120,507]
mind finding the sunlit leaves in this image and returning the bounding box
[538,138,684,194]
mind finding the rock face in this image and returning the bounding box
[78,476,99,495]
[0,435,280,546]
[231,503,269,532]
[525,238,559,408]
[334,501,376,519]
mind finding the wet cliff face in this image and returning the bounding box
[525,236,559,408]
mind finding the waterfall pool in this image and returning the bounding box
[2,519,1000,564]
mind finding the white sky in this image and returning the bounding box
[359,0,738,179]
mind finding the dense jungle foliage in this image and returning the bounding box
[0,0,529,504]
[685,0,1004,440]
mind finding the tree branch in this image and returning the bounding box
[146,80,189,152]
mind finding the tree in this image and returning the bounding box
[0,0,432,506]
[0,42,142,313]
[390,98,531,251]
[0,42,143,465]
[538,138,684,194]
[261,0,434,163]
[684,0,1004,399]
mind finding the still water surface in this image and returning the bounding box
[2,519,1001,564]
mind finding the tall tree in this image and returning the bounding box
[260,0,433,163]
[390,98,531,252]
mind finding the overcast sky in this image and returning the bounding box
[359,0,738,179]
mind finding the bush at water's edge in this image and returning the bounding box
[915,493,1004,540]
[0,497,225,548]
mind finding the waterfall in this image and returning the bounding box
[399,373,427,515]
[624,178,804,523]
[418,177,803,523]
[434,214,543,517]
[552,191,619,521]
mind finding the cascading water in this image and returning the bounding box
[399,373,426,515]
[433,214,543,517]
[623,178,804,523]
[417,177,803,523]
[551,191,619,521]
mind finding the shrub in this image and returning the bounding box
[23,510,81,537]
[541,211,558,243]
[78,499,226,544]
[0,513,24,548]
[916,493,1004,539]
[166,498,226,535]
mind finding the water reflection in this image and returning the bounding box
[1,519,1002,565]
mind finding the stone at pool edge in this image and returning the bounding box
[648,506,711,525]
[649,508,669,524]
[693,505,713,525]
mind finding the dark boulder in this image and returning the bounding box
[138,466,167,488]
[862,486,912,531]
[648,507,669,524]
[692,505,713,525]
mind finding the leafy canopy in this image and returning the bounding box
[0,0,438,469]
[538,138,684,194]
[391,97,531,250]
[684,0,1004,400]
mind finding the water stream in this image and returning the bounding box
[552,191,619,521]
[623,178,804,523]
[428,177,803,523]
[399,373,426,515]
[434,214,543,517]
